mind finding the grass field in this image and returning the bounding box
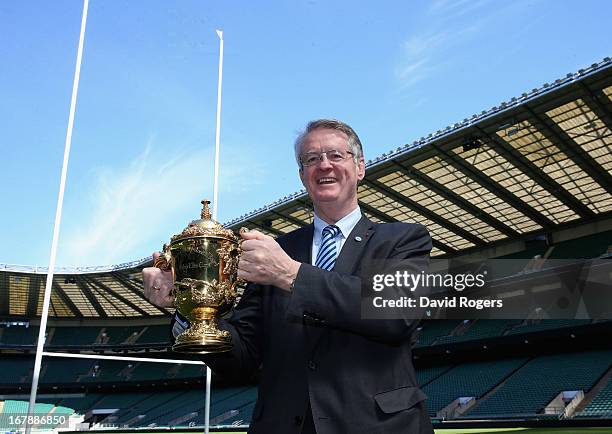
[204,429,612,434]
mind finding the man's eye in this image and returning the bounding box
[305,155,319,165]
[328,151,343,161]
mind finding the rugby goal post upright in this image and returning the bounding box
[27,6,225,433]
[205,28,225,434]
[26,1,90,433]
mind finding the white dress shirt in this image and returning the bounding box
[311,206,362,266]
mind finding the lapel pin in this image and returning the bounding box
[354,236,362,242]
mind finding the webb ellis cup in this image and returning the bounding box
[154,200,242,353]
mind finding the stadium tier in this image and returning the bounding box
[1,58,611,430]
[423,358,528,417]
[577,379,612,418]
[465,350,612,418]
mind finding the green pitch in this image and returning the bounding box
[435,429,612,434]
[208,429,612,434]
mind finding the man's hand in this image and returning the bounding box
[238,230,301,291]
[142,252,175,308]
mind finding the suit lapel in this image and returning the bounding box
[334,215,376,275]
[305,216,375,355]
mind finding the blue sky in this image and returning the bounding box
[1,0,610,267]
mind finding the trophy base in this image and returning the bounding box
[172,320,232,354]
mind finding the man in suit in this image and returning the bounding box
[144,119,434,433]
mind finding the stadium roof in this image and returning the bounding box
[226,58,612,257]
[0,263,171,319]
[1,57,611,319]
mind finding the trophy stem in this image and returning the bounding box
[173,308,232,354]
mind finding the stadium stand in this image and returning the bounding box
[547,230,612,259]
[414,320,462,347]
[505,319,593,335]
[0,358,32,385]
[0,58,611,431]
[466,350,612,418]
[136,325,171,344]
[41,358,95,384]
[422,358,528,417]
[0,325,38,345]
[577,379,612,418]
[49,326,101,346]
[435,319,522,344]
[416,364,452,387]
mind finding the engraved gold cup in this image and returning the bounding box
[154,200,242,353]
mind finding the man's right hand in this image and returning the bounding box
[142,252,175,308]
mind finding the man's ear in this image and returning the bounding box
[357,158,365,181]
[299,168,305,186]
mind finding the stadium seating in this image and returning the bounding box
[466,350,612,418]
[505,319,592,335]
[41,358,95,384]
[486,242,549,280]
[58,394,103,412]
[0,400,68,431]
[422,357,527,416]
[103,326,145,345]
[112,391,184,426]
[414,320,461,347]
[127,362,175,381]
[0,358,33,384]
[577,379,612,418]
[0,326,38,345]
[547,231,612,259]
[416,365,451,386]
[136,325,170,344]
[92,393,151,410]
[435,319,521,344]
[49,326,101,346]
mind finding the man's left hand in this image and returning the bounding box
[238,230,301,291]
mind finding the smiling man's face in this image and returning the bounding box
[298,128,365,222]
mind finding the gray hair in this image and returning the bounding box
[294,119,364,168]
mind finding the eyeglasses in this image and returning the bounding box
[299,149,354,167]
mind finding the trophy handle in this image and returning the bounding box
[235,228,250,287]
[154,244,173,272]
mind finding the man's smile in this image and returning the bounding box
[317,177,337,184]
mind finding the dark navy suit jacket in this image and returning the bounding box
[205,216,434,434]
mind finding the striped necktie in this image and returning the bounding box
[315,225,341,271]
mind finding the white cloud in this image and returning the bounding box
[429,0,487,15]
[58,138,265,267]
[395,32,448,89]
[394,0,487,90]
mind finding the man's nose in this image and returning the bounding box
[317,153,333,169]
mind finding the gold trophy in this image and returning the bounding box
[154,200,242,353]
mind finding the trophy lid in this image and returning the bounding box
[170,200,238,243]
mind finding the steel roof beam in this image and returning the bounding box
[107,272,161,314]
[270,209,309,228]
[474,125,595,219]
[358,200,456,254]
[390,160,518,238]
[0,271,9,316]
[26,275,42,317]
[229,218,285,237]
[247,219,285,237]
[53,281,86,318]
[87,275,151,317]
[429,143,556,230]
[362,178,486,247]
[524,105,612,195]
[294,198,314,216]
[74,279,107,317]
[578,81,612,132]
